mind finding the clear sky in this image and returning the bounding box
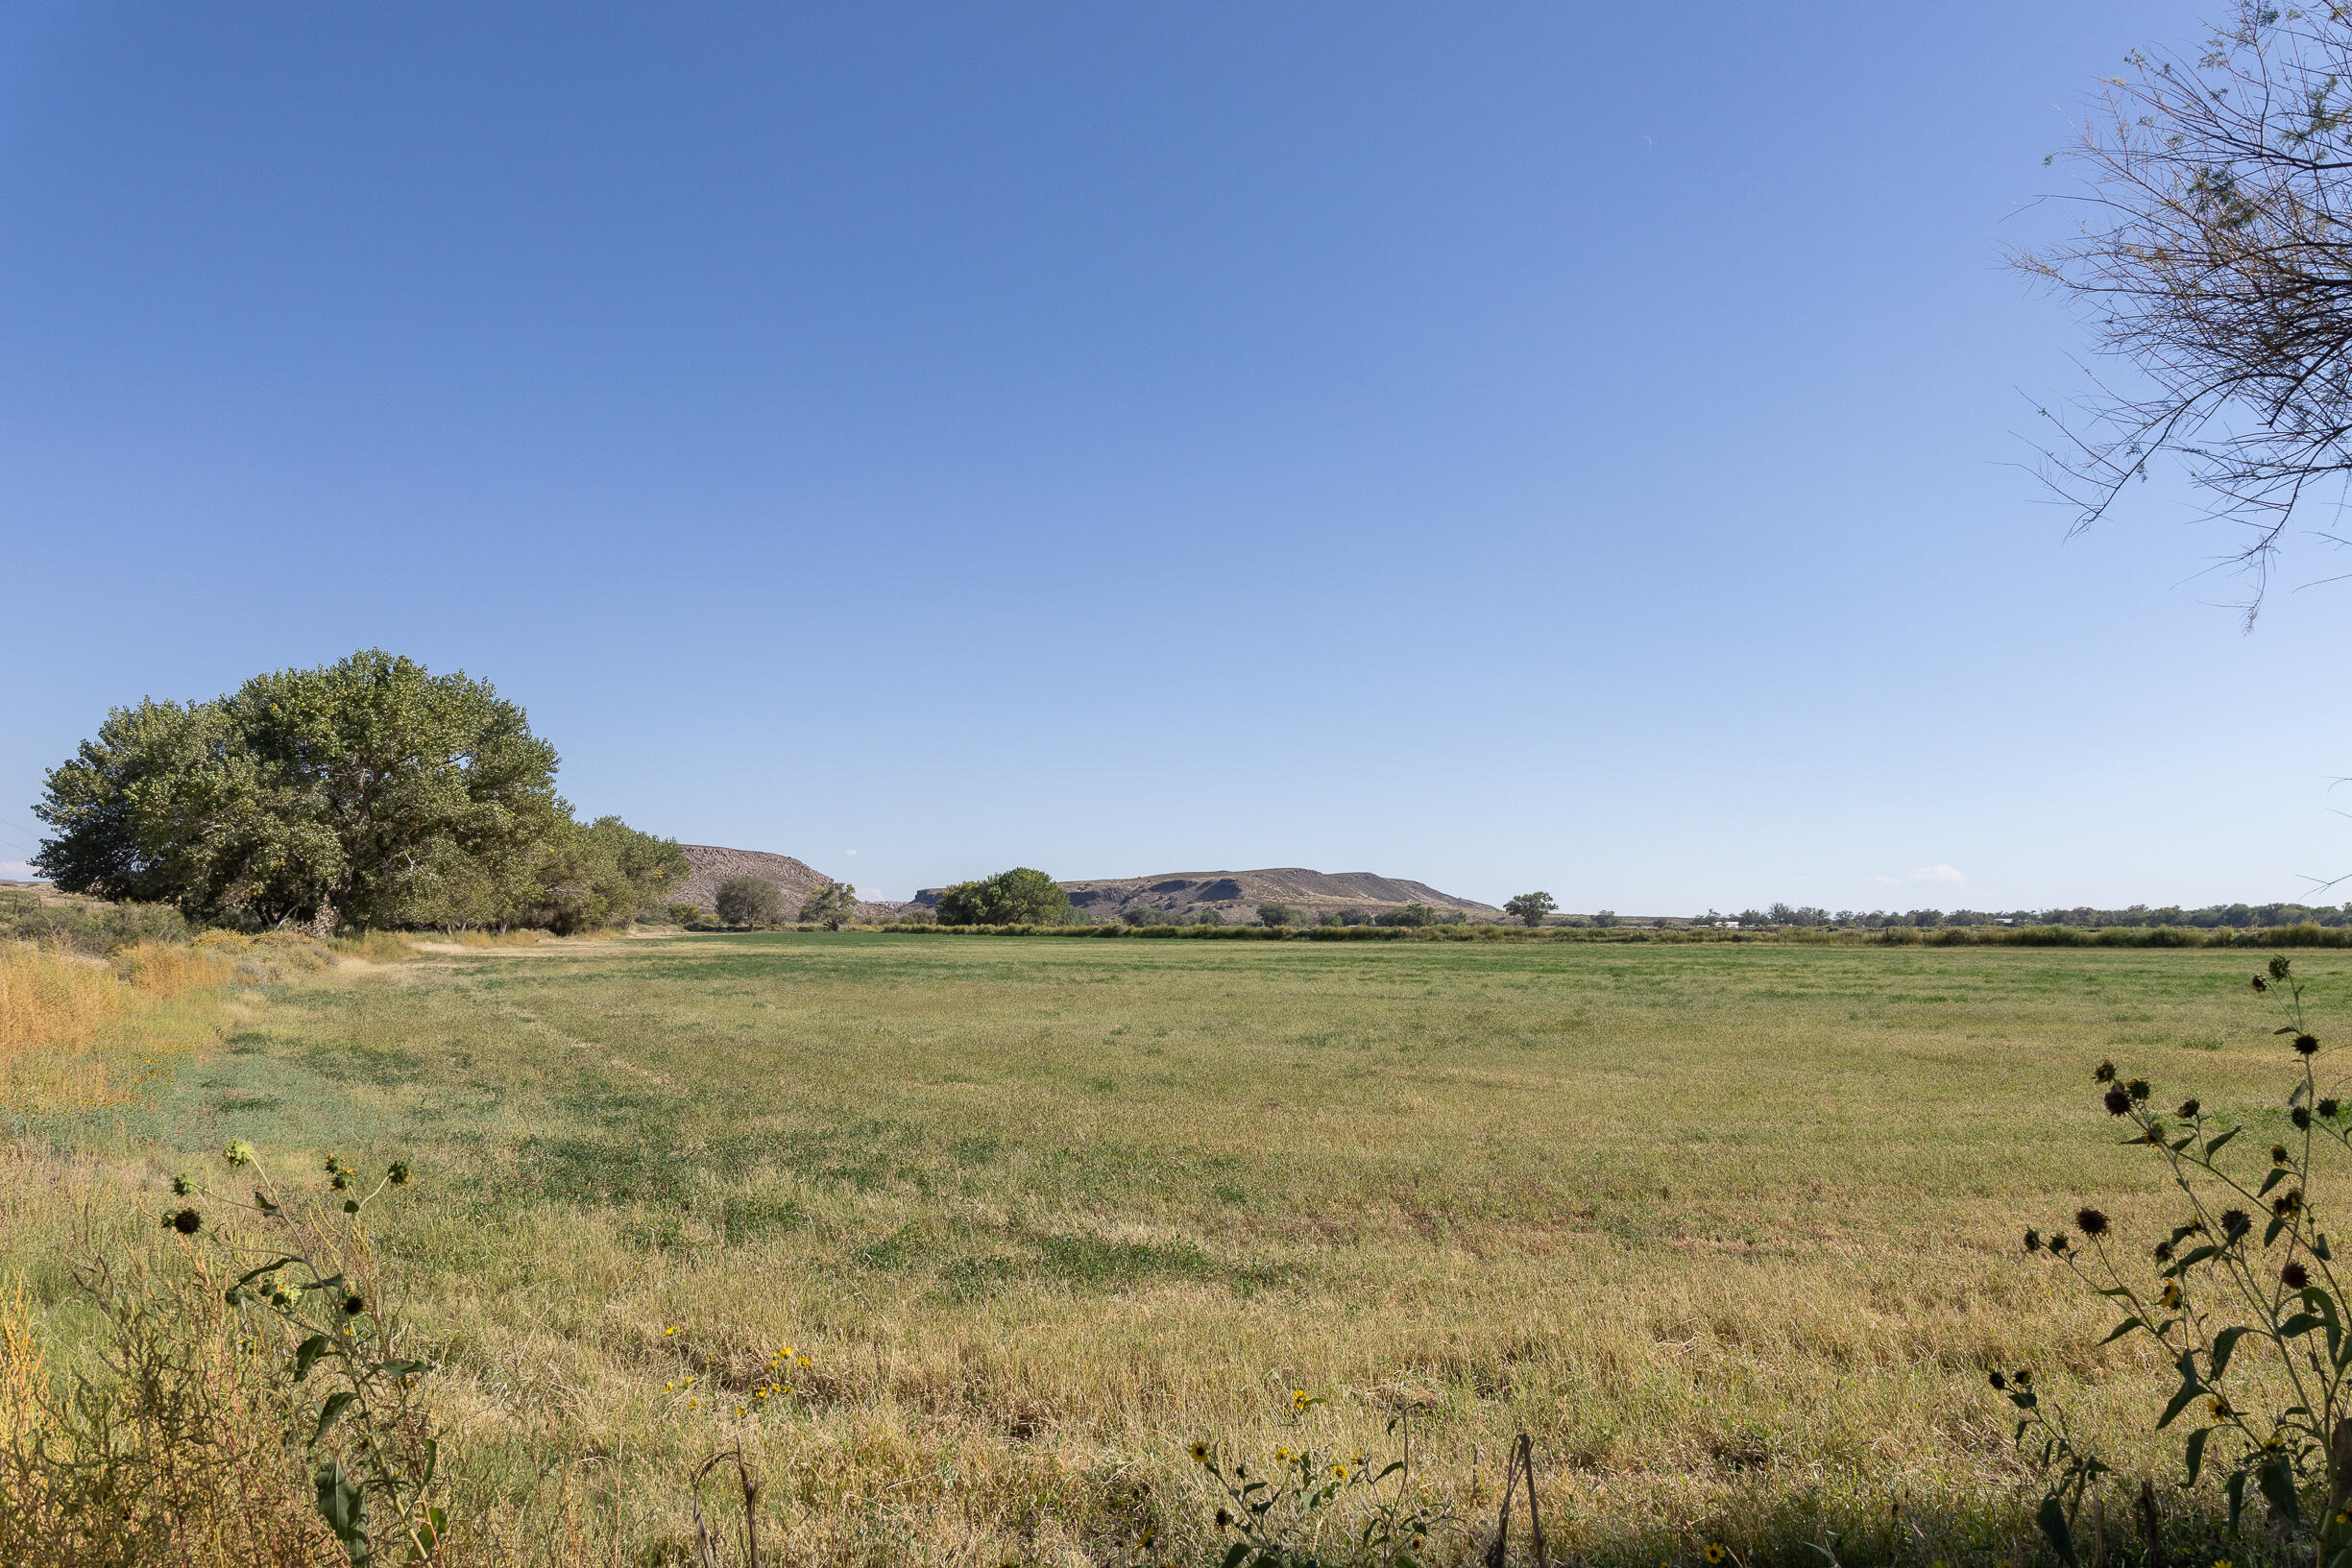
[1,1,2335,913]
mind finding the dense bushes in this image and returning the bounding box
[0,890,187,955]
[880,920,1523,942]
[1882,922,2352,949]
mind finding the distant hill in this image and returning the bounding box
[911,867,1498,921]
[674,845,905,923]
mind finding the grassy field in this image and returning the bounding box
[4,932,2334,1565]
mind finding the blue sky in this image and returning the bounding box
[1,1,2335,913]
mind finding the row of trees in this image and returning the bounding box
[32,650,687,934]
[1691,904,2352,930]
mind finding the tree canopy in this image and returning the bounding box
[715,876,785,928]
[1503,891,1556,928]
[33,649,683,933]
[934,868,1067,926]
[798,879,858,929]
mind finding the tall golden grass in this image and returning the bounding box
[0,940,247,1114]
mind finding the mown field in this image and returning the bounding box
[5,933,2334,1565]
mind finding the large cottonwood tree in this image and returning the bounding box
[34,649,682,932]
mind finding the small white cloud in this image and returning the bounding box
[0,861,36,880]
[1908,865,1966,886]
[845,849,858,856]
[1866,875,1900,888]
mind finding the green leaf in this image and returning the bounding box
[312,1390,356,1446]
[2279,1313,2326,1339]
[2261,1168,2289,1197]
[2185,1426,2214,1486]
[315,1461,371,1565]
[2227,1469,2247,1534]
[2267,1216,2289,1247]
[2159,1386,2205,1430]
[2305,1288,2343,1363]
[2037,1495,2078,1568]
[375,1359,434,1381]
[2212,1325,2251,1381]
[404,1505,446,1566]
[2170,1245,2220,1275]
[2099,1316,2146,1345]
[2210,1128,2242,1156]
[292,1334,332,1383]
[2260,1451,2303,1528]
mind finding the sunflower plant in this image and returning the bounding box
[2024,956,2352,1559]
[1192,1393,1448,1568]
[178,1140,446,1566]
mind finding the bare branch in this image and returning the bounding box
[2021,3,2352,614]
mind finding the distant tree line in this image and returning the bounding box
[31,649,687,934]
[1702,902,2352,931]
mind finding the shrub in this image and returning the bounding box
[1256,904,1298,928]
[0,890,188,955]
[715,877,784,928]
[2010,924,2092,947]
